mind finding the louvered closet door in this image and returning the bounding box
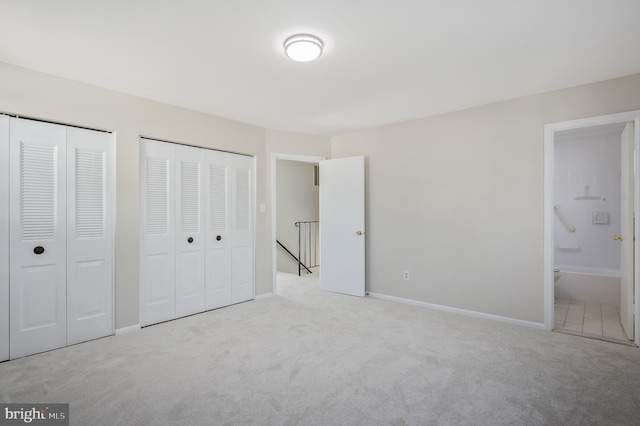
[175,145,205,318]
[140,139,176,326]
[0,115,9,362]
[9,118,67,359]
[66,128,114,345]
[231,154,254,304]
[205,150,232,309]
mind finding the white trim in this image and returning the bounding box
[109,131,117,335]
[271,153,326,296]
[115,324,141,335]
[252,155,257,301]
[255,292,273,300]
[544,124,555,331]
[544,110,640,345]
[0,115,9,362]
[368,292,546,330]
[138,137,145,327]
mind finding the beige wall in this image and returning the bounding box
[331,73,640,324]
[0,63,330,329]
[4,59,639,328]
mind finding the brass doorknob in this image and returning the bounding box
[356,231,363,236]
[614,235,624,241]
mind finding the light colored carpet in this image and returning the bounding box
[1,272,640,425]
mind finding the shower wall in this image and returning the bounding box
[554,129,621,274]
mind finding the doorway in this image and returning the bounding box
[271,153,367,298]
[276,159,320,275]
[271,154,325,295]
[544,111,640,345]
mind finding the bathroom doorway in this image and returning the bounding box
[544,110,640,345]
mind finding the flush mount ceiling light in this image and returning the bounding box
[284,34,323,62]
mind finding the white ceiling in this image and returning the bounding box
[1,0,639,136]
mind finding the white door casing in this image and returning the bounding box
[270,153,326,295]
[205,150,232,309]
[175,144,206,318]
[620,121,635,340]
[9,118,67,359]
[544,111,640,342]
[66,127,114,345]
[140,139,176,326]
[319,156,366,297]
[0,115,9,361]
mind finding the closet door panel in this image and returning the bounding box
[175,145,205,318]
[0,115,9,362]
[140,139,175,326]
[205,151,232,309]
[66,128,114,345]
[9,118,67,359]
[231,155,254,304]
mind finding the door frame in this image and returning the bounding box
[271,153,326,295]
[544,110,640,345]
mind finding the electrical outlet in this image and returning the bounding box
[403,270,410,281]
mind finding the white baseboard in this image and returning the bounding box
[256,292,273,300]
[115,324,141,335]
[367,292,545,330]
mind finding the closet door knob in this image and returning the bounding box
[33,246,45,255]
[187,237,194,243]
[216,235,222,241]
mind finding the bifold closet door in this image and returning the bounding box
[0,116,9,362]
[230,154,254,304]
[140,139,176,326]
[206,151,254,307]
[66,128,114,345]
[205,150,232,309]
[175,144,205,318]
[9,118,67,359]
[141,139,254,325]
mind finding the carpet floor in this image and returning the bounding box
[1,273,640,425]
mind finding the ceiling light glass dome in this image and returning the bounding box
[284,34,323,62]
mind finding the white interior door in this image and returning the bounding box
[66,127,114,345]
[205,150,232,309]
[231,154,255,304]
[9,118,67,359]
[175,145,205,318]
[0,115,9,361]
[140,139,176,326]
[620,121,635,340]
[319,156,365,297]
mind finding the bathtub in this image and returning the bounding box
[554,265,620,305]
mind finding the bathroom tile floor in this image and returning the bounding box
[554,298,629,341]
